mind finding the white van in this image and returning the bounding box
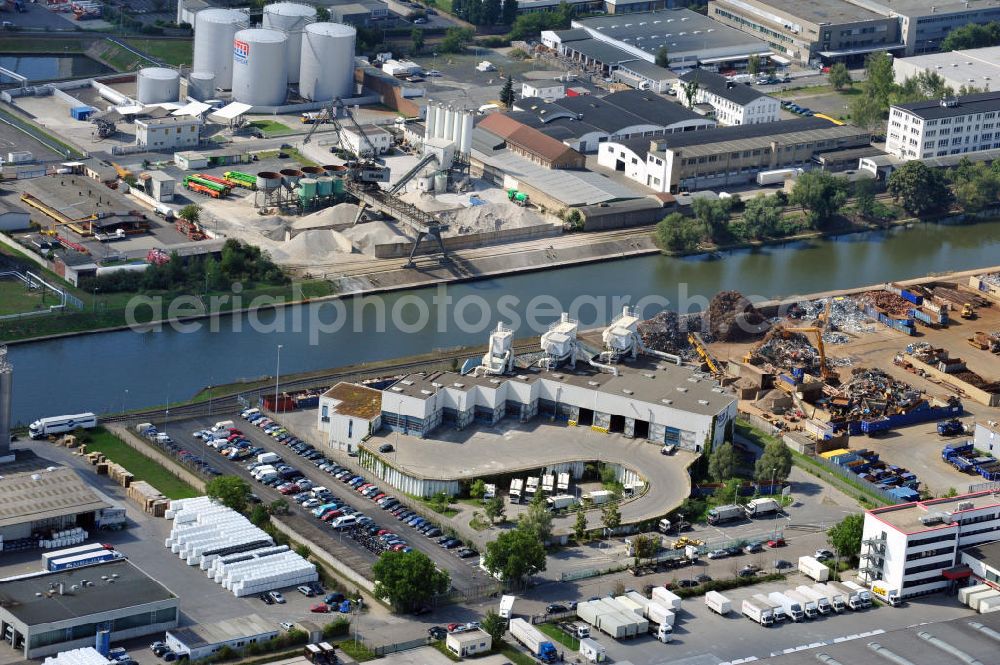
[330,515,357,530]
[211,420,235,432]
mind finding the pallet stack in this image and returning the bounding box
[128,481,169,517]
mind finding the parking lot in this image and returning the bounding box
[169,410,492,597]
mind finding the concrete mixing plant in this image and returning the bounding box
[424,103,474,155]
[136,68,180,104]
[262,2,316,84]
[231,28,289,107]
[539,313,580,370]
[192,8,247,91]
[299,22,356,101]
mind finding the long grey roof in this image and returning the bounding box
[679,69,766,105]
[893,91,1000,120]
[652,117,835,151]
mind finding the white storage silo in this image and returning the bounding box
[187,71,216,101]
[299,22,356,101]
[262,2,316,84]
[137,67,180,104]
[231,28,288,107]
[193,8,246,90]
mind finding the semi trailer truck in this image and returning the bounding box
[509,619,558,663]
[742,598,774,626]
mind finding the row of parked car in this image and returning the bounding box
[781,100,814,116]
[138,423,222,477]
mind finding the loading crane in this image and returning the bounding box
[785,326,837,383]
[688,332,723,377]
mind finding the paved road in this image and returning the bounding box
[174,413,491,597]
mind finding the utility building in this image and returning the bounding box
[135,116,201,150]
[317,383,383,454]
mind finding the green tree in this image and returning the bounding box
[708,441,738,482]
[692,197,733,242]
[862,51,896,110]
[410,27,424,53]
[206,476,251,513]
[249,504,270,527]
[483,528,547,586]
[828,62,852,91]
[500,76,515,108]
[953,162,1000,213]
[372,549,450,612]
[179,203,200,225]
[484,496,506,523]
[469,479,487,500]
[481,0,502,24]
[601,501,622,534]
[849,93,885,135]
[747,54,761,76]
[854,178,877,219]
[887,160,951,215]
[654,212,702,251]
[655,46,669,68]
[741,193,783,239]
[754,438,792,484]
[941,21,1000,51]
[827,513,864,564]
[315,6,330,21]
[480,610,506,643]
[631,534,658,560]
[440,27,473,53]
[269,499,290,515]
[893,71,952,105]
[573,503,588,541]
[519,490,553,541]
[501,0,519,25]
[790,170,847,227]
[680,78,699,109]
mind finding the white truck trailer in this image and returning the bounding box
[798,555,830,582]
[842,581,873,607]
[509,618,558,663]
[742,598,774,626]
[827,581,863,610]
[959,584,992,606]
[28,412,98,439]
[815,583,846,612]
[785,589,818,619]
[754,593,787,622]
[707,504,745,525]
[499,595,515,619]
[756,168,803,186]
[705,591,731,615]
[651,586,682,611]
[768,591,804,622]
[870,582,901,607]
[578,638,606,663]
[796,585,832,614]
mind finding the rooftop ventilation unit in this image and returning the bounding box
[956,501,975,511]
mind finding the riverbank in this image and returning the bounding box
[4,212,994,346]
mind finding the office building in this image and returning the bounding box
[318,383,383,454]
[892,47,1000,95]
[165,615,277,660]
[860,490,1000,599]
[885,91,1000,160]
[882,0,1000,56]
[446,630,492,658]
[341,124,392,157]
[708,0,901,65]
[135,116,201,150]
[676,70,781,125]
[0,559,178,658]
[598,117,870,192]
[521,80,566,102]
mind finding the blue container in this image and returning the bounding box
[70,105,94,120]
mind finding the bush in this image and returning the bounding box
[479,35,511,48]
[323,617,351,638]
[674,573,786,598]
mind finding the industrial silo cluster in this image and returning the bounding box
[424,102,475,155]
[187,2,356,107]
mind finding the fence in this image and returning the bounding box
[368,637,428,657]
[807,453,897,505]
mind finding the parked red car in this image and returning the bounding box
[767,538,787,548]
[310,603,330,613]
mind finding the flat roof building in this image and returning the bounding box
[892,47,1000,94]
[0,559,178,658]
[675,70,781,126]
[885,90,1000,160]
[708,0,902,65]
[165,614,278,661]
[135,116,201,150]
[445,629,492,658]
[318,383,383,454]
[598,117,870,192]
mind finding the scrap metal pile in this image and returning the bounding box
[827,368,927,420]
[856,291,911,316]
[980,273,1000,287]
[795,297,873,339]
[748,329,820,372]
[707,291,767,342]
[638,310,689,354]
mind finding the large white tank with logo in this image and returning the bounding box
[231,28,288,107]
[193,8,246,90]
[299,22,356,101]
[262,2,316,84]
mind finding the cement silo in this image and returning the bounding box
[231,28,288,107]
[262,2,316,84]
[188,71,216,101]
[193,8,246,90]
[299,22,356,101]
[136,67,180,104]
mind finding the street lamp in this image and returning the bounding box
[274,344,283,414]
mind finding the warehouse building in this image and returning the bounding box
[708,0,902,65]
[165,615,277,660]
[341,124,392,157]
[893,47,1000,95]
[885,91,1000,160]
[960,539,1000,588]
[547,9,771,74]
[317,383,383,454]
[135,116,201,150]
[0,559,178,658]
[508,90,714,153]
[860,490,1000,599]
[598,117,870,192]
[675,70,781,126]
[476,114,586,169]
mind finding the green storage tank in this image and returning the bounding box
[332,178,345,195]
[316,176,333,196]
[298,177,317,202]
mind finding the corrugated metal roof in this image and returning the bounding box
[0,467,109,528]
[478,113,579,163]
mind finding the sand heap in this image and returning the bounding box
[439,201,546,236]
[248,215,289,241]
[266,229,354,264]
[292,203,361,231]
[342,220,411,255]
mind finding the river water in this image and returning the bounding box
[7,220,1000,424]
[0,54,111,85]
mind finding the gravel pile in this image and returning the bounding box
[292,203,360,230]
[266,229,354,263]
[439,201,547,236]
[342,220,411,254]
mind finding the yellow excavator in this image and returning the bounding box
[688,332,723,377]
[785,325,838,383]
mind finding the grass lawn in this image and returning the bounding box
[429,0,455,14]
[2,37,91,53]
[335,641,377,662]
[125,39,193,67]
[250,120,296,136]
[280,147,317,167]
[0,278,53,316]
[81,427,199,499]
[498,642,536,665]
[92,41,154,71]
[538,623,579,650]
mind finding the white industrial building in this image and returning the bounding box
[860,490,1000,599]
[885,91,1000,160]
[165,615,278,660]
[675,70,780,126]
[521,80,565,102]
[135,116,201,150]
[892,47,1000,95]
[317,382,382,453]
[974,421,1000,454]
[446,630,492,658]
[341,124,392,156]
